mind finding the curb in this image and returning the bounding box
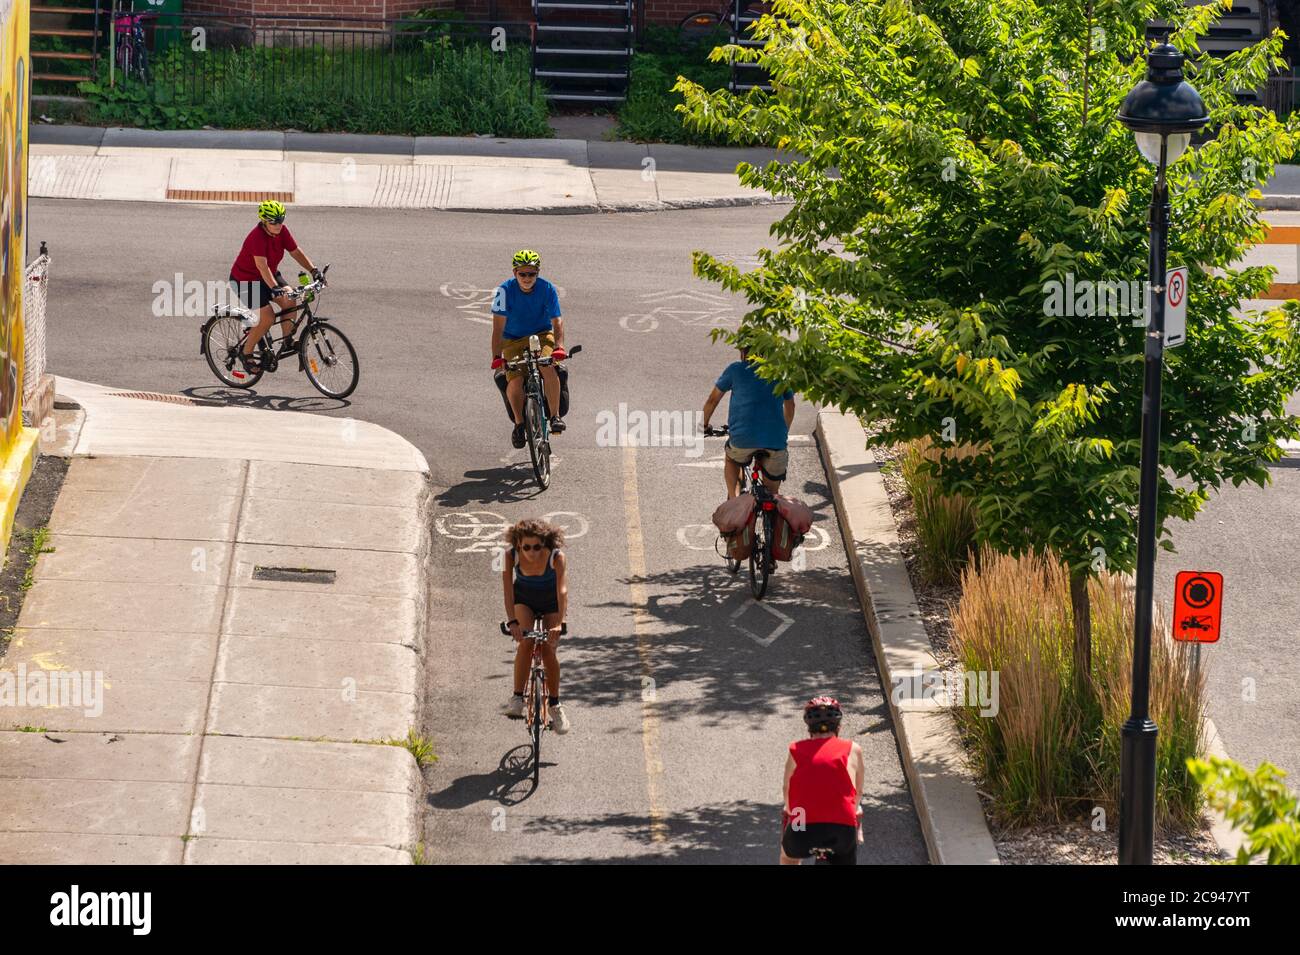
[1257,195,1300,211]
[815,408,999,865]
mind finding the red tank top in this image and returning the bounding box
[787,736,858,826]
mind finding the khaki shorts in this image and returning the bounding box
[725,442,789,481]
[502,331,555,382]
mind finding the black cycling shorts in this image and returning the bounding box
[513,581,559,617]
[229,273,285,310]
[781,822,858,865]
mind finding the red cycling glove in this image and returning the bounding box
[491,356,505,370]
[550,347,567,362]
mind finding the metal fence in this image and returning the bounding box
[23,245,50,409]
[102,11,536,107]
[1265,76,1300,122]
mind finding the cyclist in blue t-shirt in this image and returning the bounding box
[702,347,796,498]
[490,249,567,448]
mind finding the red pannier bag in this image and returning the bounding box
[770,496,814,562]
[712,493,757,560]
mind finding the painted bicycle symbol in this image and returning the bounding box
[435,509,589,553]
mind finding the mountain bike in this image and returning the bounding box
[501,618,567,787]
[199,265,360,399]
[504,339,582,491]
[706,424,777,599]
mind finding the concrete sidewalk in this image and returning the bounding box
[0,379,433,864]
[28,126,789,213]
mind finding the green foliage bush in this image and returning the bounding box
[615,25,745,145]
[1190,756,1300,863]
[80,41,549,137]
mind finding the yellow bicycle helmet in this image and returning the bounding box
[511,249,541,268]
[258,199,287,223]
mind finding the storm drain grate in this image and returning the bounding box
[166,189,294,203]
[252,566,337,585]
[106,391,199,405]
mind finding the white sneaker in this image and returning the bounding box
[505,695,525,718]
[550,703,571,735]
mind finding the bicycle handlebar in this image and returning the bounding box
[502,343,582,370]
[500,621,568,636]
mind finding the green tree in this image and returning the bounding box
[1189,756,1300,864]
[677,0,1300,688]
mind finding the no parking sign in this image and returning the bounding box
[1172,570,1222,643]
[1164,266,1188,347]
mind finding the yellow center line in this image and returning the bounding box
[621,445,668,844]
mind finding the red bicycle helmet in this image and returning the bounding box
[803,696,842,732]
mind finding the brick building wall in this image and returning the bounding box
[180,1,707,27]
[182,0,451,23]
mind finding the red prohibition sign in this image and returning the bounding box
[1168,270,1185,308]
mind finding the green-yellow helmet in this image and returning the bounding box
[511,249,541,268]
[258,199,287,223]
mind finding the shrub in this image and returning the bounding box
[951,547,1206,830]
[615,25,740,145]
[80,43,548,137]
[898,437,978,586]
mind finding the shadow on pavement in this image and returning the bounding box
[183,385,350,413]
[505,792,921,864]
[435,465,547,507]
[564,564,880,727]
[427,744,545,809]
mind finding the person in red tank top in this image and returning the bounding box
[781,696,865,865]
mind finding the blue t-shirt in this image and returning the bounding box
[716,360,794,450]
[492,277,562,340]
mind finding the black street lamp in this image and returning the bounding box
[1115,43,1209,866]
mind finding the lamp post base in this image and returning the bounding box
[1119,717,1159,865]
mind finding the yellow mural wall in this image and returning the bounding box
[0,0,38,561]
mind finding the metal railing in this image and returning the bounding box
[1265,75,1300,121]
[100,10,536,106]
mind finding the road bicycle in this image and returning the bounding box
[199,265,361,399]
[705,424,777,599]
[113,4,154,84]
[504,338,582,491]
[500,618,567,787]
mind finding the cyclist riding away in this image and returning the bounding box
[502,518,570,734]
[702,346,795,498]
[781,696,865,865]
[491,250,567,448]
[229,200,323,375]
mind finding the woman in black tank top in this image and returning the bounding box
[501,518,571,733]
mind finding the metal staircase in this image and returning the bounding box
[531,0,633,105]
[729,0,771,94]
[1149,0,1272,106]
[30,0,103,89]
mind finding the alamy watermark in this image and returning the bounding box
[594,403,705,458]
[891,668,999,717]
[0,664,105,717]
[1043,273,1149,324]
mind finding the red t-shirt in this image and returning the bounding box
[230,223,298,283]
[787,737,858,827]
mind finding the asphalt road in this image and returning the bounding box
[29,199,928,864]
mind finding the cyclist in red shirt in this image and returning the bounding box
[781,696,865,865]
[229,200,323,375]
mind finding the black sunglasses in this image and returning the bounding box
[516,270,539,278]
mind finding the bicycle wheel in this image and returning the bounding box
[203,316,263,388]
[300,322,359,399]
[530,670,545,786]
[524,393,551,490]
[750,511,772,599]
